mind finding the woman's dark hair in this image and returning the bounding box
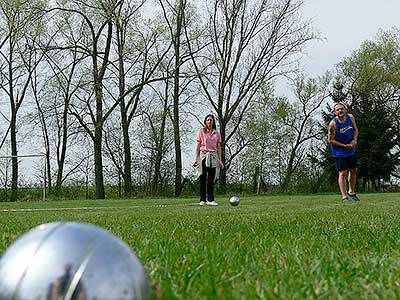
[203,114,216,130]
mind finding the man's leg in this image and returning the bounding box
[348,168,357,195]
[338,170,348,199]
[347,167,360,201]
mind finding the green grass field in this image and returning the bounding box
[1,193,400,299]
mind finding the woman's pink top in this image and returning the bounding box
[197,128,221,152]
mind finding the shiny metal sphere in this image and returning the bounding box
[229,195,240,206]
[0,222,149,300]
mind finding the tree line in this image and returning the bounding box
[0,0,398,201]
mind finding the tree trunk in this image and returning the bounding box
[32,76,52,191]
[94,123,105,199]
[173,117,182,196]
[121,109,133,197]
[9,46,18,202]
[91,21,112,200]
[55,59,78,194]
[116,20,133,198]
[94,75,105,199]
[172,0,184,197]
[119,64,133,197]
[10,112,18,202]
[252,166,259,193]
[219,120,227,193]
[45,152,51,190]
[153,151,162,195]
[55,103,69,194]
[281,148,296,192]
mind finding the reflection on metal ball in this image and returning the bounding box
[0,222,149,300]
[229,195,240,206]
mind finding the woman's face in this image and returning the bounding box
[205,116,214,128]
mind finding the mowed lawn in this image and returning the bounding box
[1,193,400,299]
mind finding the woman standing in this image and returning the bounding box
[194,114,224,206]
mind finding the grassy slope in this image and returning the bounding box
[1,193,400,299]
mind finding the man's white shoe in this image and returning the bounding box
[207,201,218,206]
[199,201,207,206]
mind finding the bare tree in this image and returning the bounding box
[104,119,124,197]
[280,73,331,191]
[41,10,89,194]
[141,81,175,195]
[0,0,48,201]
[49,0,135,199]
[110,2,172,197]
[186,0,316,189]
[158,0,188,196]
[234,83,289,193]
[30,63,52,190]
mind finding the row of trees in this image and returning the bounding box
[330,30,400,190]
[232,29,400,194]
[0,0,317,200]
[0,0,399,201]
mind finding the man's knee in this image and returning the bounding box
[339,170,348,178]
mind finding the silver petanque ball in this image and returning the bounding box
[0,222,149,300]
[229,195,240,206]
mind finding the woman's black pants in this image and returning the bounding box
[199,159,216,202]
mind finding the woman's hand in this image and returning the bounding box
[193,160,199,167]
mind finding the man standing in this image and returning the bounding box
[328,102,360,202]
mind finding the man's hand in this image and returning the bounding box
[344,142,356,149]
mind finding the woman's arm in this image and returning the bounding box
[194,141,201,166]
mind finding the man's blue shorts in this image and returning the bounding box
[334,154,357,171]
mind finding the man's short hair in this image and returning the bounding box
[333,102,347,111]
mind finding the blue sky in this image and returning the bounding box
[300,0,400,77]
[274,0,400,98]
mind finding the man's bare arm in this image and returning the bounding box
[328,120,337,144]
[349,114,358,143]
[328,120,352,148]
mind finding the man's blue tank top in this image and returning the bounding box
[330,113,356,158]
